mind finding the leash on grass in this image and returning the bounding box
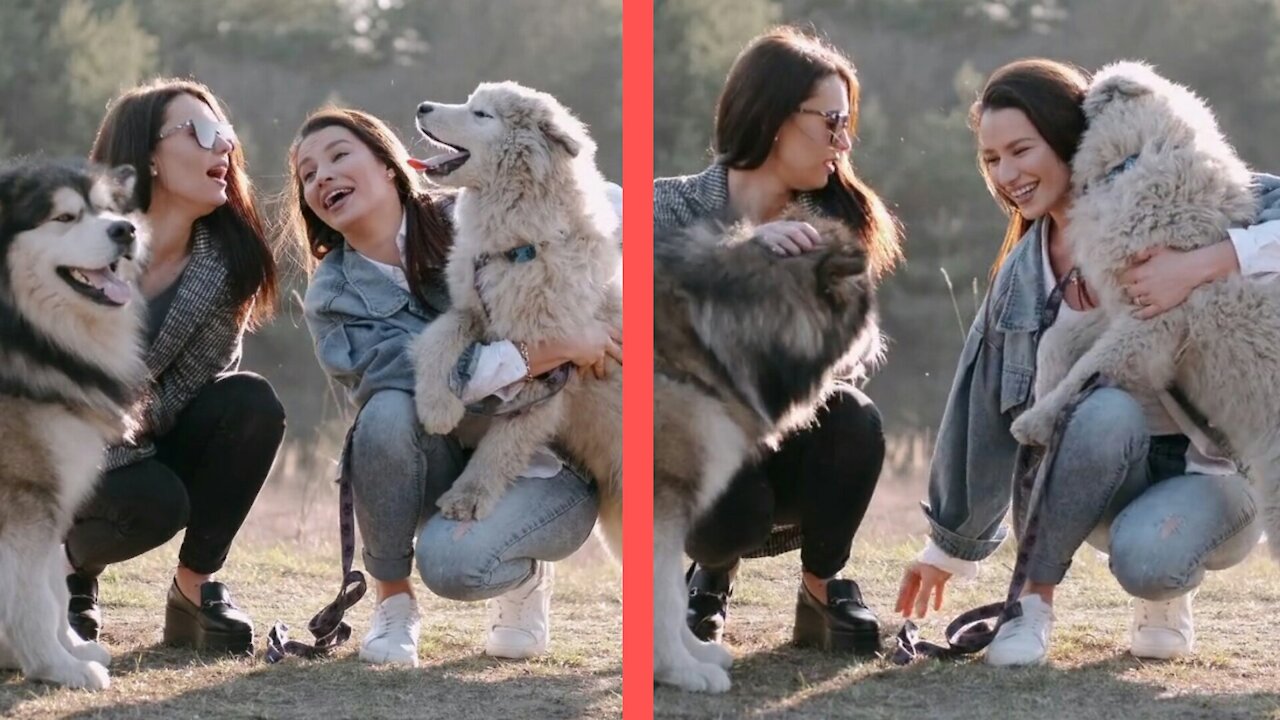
[890,373,1112,664]
[265,417,368,663]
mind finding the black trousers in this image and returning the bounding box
[685,386,885,579]
[65,372,286,577]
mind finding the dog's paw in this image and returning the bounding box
[689,640,733,670]
[415,385,466,436]
[32,659,110,691]
[656,659,732,694]
[1011,405,1056,446]
[436,479,501,521]
[67,640,110,666]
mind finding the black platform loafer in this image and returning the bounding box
[686,563,734,643]
[793,578,881,654]
[67,573,101,642]
[163,580,254,654]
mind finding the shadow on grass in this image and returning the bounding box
[1,642,621,720]
[655,640,1280,720]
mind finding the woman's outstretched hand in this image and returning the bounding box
[896,560,952,619]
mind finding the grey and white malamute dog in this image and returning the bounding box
[0,159,147,690]
[653,209,879,693]
[409,82,623,558]
[1009,61,1280,556]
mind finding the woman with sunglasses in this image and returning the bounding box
[654,26,902,653]
[896,58,1280,666]
[61,78,283,654]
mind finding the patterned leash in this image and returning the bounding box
[265,418,368,663]
[891,373,1112,664]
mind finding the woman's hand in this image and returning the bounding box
[895,561,952,619]
[753,220,824,256]
[525,321,622,379]
[1122,242,1238,319]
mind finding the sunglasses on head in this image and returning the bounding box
[157,116,237,151]
[795,108,851,146]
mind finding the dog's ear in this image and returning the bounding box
[111,165,138,209]
[1083,62,1155,120]
[538,116,583,159]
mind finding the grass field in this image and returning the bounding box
[654,448,1280,720]
[0,447,622,720]
[6,434,1280,719]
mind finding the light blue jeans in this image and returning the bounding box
[346,390,599,599]
[1022,388,1261,599]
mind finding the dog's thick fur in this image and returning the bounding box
[653,209,879,693]
[1008,61,1280,555]
[0,158,147,690]
[408,82,622,556]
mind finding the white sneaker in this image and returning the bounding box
[485,561,553,659]
[360,593,421,667]
[986,595,1055,666]
[1130,591,1195,659]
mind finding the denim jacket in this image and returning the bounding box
[303,241,567,414]
[926,176,1280,561]
[922,220,1044,561]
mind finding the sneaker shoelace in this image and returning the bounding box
[1138,598,1173,629]
[493,568,544,630]
[372,600,414,640]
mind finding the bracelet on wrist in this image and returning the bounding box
[515,340,534,381]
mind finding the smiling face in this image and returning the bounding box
[294,124,401,237]
[977,107,1073,221]
[767,74,853,192]
[149,93,236,217]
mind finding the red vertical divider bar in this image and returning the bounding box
[621,0,654,717]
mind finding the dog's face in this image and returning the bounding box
[415,81,593,189]
[1074,61,1212,197]
[0,161,146,330]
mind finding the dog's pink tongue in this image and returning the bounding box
[83,268,131,305]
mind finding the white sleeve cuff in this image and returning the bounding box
[460,340,529,404]
[917,538,980,580]
[1228,221,1280,280]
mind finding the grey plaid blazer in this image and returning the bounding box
[653,163,824,233]
[104,222,245,471]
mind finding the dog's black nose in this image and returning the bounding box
[417,102,433,116]
[107,220,135,246]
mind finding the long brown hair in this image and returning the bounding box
[89,77,278,329]
[969,58,1089,281]
[284,107,453,308]
[714,25,901,278]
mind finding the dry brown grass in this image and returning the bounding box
[655,433,1280,719]
[0,436,621,720]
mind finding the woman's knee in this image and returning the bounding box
[1108,475,1259,599]
[100,463,191,545]
[1063,388,1147,466]
[203,372,287,434]
[350,391,427,471]
[685,468,774,566]
[817,388,885,459]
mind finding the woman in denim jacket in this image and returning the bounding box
[896,58,1280,666]
[287,108,621,667]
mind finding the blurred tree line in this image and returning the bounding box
[656,0,1280,436]
[0,0,622,440]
